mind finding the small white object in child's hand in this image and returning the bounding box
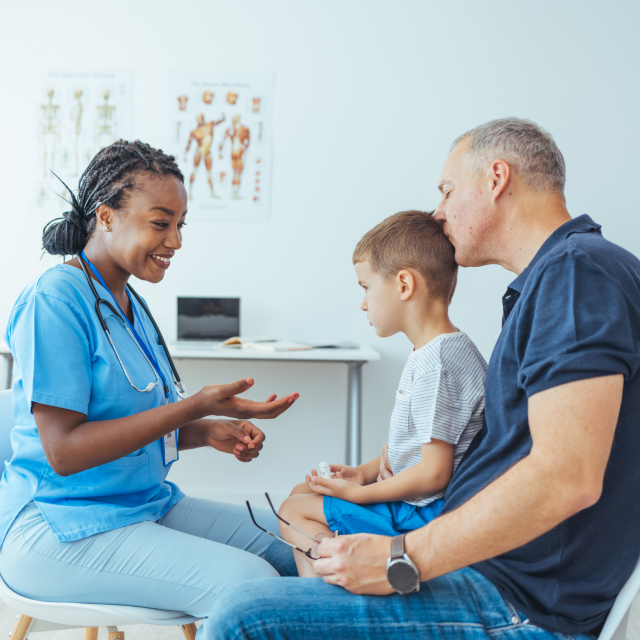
[318,461,332,479]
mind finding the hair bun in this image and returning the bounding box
[42,213,89,257]
[61,205,87,232]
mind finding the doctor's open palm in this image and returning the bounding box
[195,377,300,420]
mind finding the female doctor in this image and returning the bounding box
[0,141,299,625]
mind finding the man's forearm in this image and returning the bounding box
[406,375,622,582]
[406,450,591,581]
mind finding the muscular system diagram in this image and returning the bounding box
[170,72,273,221]
[219,115,250,199]
[185,112,226,200]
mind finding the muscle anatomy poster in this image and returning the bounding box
[36,70,134,210]
[170,72,274,222]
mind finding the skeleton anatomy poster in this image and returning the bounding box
[170,72,274,222]
[36,70,134,209]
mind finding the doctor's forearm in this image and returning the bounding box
[34,395,208,476]
[175,419,210,450]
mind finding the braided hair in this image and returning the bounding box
[42,140,184,257]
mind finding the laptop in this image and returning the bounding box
[176,297,240,347]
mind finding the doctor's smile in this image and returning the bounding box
[150,254,173,269]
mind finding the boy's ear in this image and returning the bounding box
[397,270,416,301]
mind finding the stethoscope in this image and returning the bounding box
[77,252,186,400]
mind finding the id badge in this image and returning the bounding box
[162,430,179,465]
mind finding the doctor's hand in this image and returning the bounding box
[196,378,299,420]
[313,533,394,595]
[205,419,265,462]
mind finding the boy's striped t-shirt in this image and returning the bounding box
[388,331,487,507]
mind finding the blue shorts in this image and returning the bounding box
[323,496,444,536]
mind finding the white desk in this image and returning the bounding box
[0,342,380,466]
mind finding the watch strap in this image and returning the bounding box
[391,533,406,559]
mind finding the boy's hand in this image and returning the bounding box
[377,443,394,482]
[310,464,367,486]
[205,419,264,462]
[306,474,363,502]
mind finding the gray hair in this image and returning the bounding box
[452,117,566,193]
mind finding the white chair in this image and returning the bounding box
[0,389,202,640]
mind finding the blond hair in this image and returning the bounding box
[352,210,458,305]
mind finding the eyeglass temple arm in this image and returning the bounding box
[245,501,314,558]
[264,493,320,543]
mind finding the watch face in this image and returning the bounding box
[387,559,419,594]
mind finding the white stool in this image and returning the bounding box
[0,573,200,640]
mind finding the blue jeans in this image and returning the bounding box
[202,568,595,640]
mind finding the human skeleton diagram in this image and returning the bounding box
[96,89,117,151]
[185,112,226,200]
[71,89,84,176]
[40,88,60,179]
[219,114,250,199]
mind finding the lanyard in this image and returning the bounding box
[81,251,169,399]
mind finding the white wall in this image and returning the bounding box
[1,0,639,505]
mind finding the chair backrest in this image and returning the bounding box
[0,389,14,476]
[598,553,640,640]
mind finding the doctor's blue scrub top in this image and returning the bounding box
[0,264,184,546]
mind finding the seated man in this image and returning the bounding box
[202,118,640,640]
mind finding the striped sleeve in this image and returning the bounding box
[411,370,474,445]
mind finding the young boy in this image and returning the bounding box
[278,210,487,578]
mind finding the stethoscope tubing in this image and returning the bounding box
[76,253,185,397]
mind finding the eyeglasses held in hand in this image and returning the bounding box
[246,492,338,560]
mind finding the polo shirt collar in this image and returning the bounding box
[507,214,601,294]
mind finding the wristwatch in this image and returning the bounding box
[386,533,420,594]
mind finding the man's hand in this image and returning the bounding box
[205,419,264,462]
[377,443,393,482]
[313,533,394,594]
[196,378,299,420]
[305,475,364,502]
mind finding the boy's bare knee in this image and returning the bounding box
[289,481,312,496]
[278,496,300,536]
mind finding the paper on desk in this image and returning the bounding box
[241,341,313,352]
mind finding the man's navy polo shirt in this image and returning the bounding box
[442,215,640,635]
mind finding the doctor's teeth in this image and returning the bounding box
[152,255,170,263]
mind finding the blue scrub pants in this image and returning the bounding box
[0,498,289,638]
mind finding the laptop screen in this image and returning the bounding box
[177,297,240,341]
